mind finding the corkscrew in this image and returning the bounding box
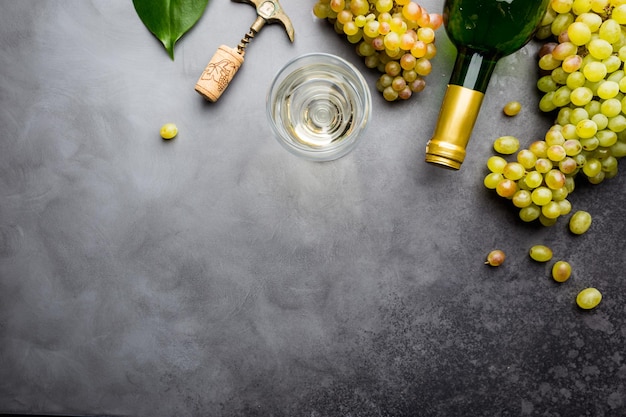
[195,0,295,102]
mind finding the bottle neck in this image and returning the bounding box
[449,47,500,94]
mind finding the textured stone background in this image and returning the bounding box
[0,1,624,416]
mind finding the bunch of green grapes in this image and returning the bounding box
[312,0,442,101]
[484,135,581,226]
[485,0,626,226]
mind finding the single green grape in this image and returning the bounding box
[551,260,572,282]
[541,201,561,219]
[484,172,503,189]
[539,214,558,227]
[524,171,544,189]
[529,245,553,262]
[535,158,554,173]
[582,158,602,177]
[512,190,532,208]
[493,136,520,155]
[485,249,506,266]
[495,179,518,199]
[576,287,602,309]
[503,101,522,116]
[487,155,508,173]
[519,205,541,222]
[160,123,178,140]
[531,187,553,206]
[568,21,592,46]
[558,199,572,215]
[569,210,592,235]
[517,150,537,169]
[544,169,566,189]
[502,162,526,181]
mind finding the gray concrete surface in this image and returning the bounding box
[1,1,625,416]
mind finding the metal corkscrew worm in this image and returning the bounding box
[195,0,295,102]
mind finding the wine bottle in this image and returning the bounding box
[425,0,550,170]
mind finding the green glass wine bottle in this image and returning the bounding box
[425,0,550,170]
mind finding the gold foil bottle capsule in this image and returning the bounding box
[425,85,484,170]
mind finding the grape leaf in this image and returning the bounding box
[133,0,210,60]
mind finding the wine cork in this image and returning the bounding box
[195,45,244,102]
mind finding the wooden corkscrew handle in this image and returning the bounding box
[194,45,245,102]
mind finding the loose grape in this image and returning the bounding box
[485,249,506,266]
[552,260,572,282]
[160,123,178,139]
[529,245,553,262]
[576,287,602,309]
[569,210,592,234]
[503,101,522,116]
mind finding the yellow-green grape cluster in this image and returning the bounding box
[312,0,442,101]
[484,134,580,226]
[533,0,626,185]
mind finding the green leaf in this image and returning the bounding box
[133,0,210,60]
